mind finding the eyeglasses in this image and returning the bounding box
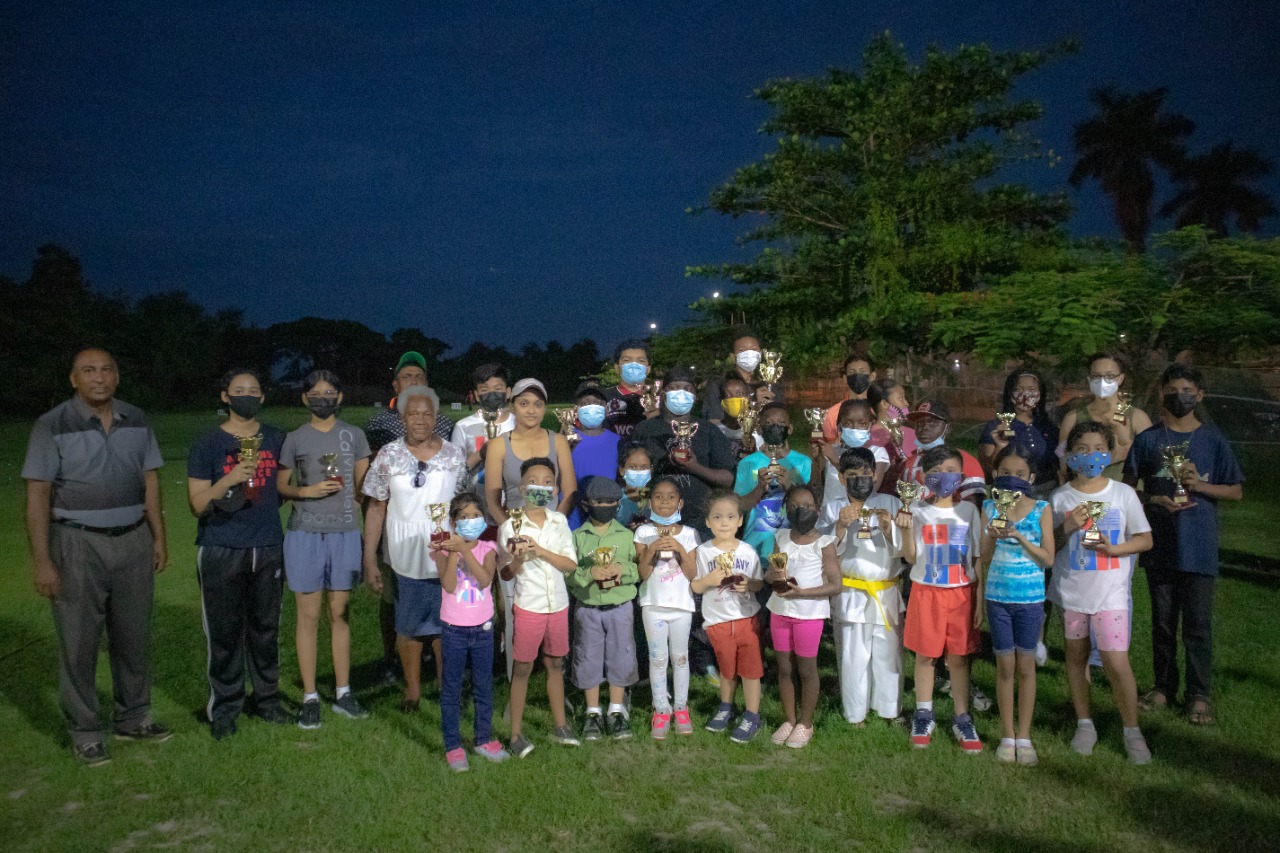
[412,460,428,488]
[308,391,340,399]
[1088,373,1121,382]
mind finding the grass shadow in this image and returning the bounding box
[0,617,64,745]
[1219,553,1280,590]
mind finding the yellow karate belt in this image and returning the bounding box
[841,577,898,632]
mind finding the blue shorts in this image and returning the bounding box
[395,576,443,638]
[986,599,1045,655]
[283,529,361,593]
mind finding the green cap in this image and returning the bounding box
[395,351,427,374]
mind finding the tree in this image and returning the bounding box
[1069,87,1194,252]
[1161,142,1276,235]
[684,32,1074,369]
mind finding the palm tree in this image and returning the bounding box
[1070,87,1194,252]
[1161,142,1276,235]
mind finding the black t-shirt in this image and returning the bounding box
[604,385,646,440]
[188,425,286,548]
[631,416,736,537]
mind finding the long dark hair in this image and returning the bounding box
[1000,367,1054,438]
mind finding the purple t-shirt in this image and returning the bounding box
[568,429,622,529]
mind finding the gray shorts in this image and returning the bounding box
[573,603,639,689]
[283,529,361,593]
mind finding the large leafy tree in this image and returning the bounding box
[683,33,1074,369]
[1161,142,1276,235]
[1069,86,1194,252]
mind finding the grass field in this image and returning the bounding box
[1,406,1277,852]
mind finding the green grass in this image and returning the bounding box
[2,407,1278,852]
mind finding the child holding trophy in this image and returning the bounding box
[819,447,905,727]
[1125,364,1243,726]
[692,492,766,744]
[816,398,890,502]
[897,446,984,753]
[977,446,1054,764]
[1050,421,1153,763]
[277,370,372,729]
[766,485,842,748]
[735,403,813,560]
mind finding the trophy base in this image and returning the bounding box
[990,518,1009,531]
[244,483,262,503]
[895,510,913,523]
[658,550,675,561]
[1082,531,1104,547]
[326,475,345,487]
[1112,414,1128,425]
[598,578,620,590]
[1172,493,1189,505]
[431,533,449,549]
[499,567,514,582]
[771,578,797,594]
[719,573,746,590]
[856,528,874,540]
[1001,429,1017,440]
[670,450,693,466]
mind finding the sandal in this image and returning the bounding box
[1186,696,1216,726]
[1138,689,1169,712]
[400,697,421,714]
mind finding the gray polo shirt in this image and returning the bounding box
[22,397,164,527]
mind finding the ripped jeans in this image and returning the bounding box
[642,606,692,713]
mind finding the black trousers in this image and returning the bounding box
[1146,566,1216,701]
[197,544,284,723]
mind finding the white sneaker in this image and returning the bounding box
[1035,642,1048,667]
[1071,724,1098,756]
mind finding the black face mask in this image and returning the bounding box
[307,399,339,419]
[761,423,790,447]
[479,391,507,412]
[846,374,870,394]
[786,505,819,535]
[587,504,618,524]
[1163,391,1197,418]
[227,395,261,419]
[846,475,875,501]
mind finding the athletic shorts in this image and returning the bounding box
[770,613,824,658]
[1064,608,1129,652]
[705,617,764,681]
[903,584,980,659]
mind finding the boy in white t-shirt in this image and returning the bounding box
[1051,420,1154,764]
[692,492,765,744]
[820,447,904,726]
[451,363,516,511]
[634,476,701,739]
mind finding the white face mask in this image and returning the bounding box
[1089,377,1119,399]
[735,350,762,373]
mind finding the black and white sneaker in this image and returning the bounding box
[583,712,605,741]
[332,693,369,720]
[73,742,111,767]
[608,712,633,740]
[298,699,322,730]
[115,721,173,743]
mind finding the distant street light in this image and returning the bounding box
[649,322,658,330]
[712,291,720,298]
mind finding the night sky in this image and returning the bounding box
[3,1,1277,355]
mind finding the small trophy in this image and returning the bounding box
[427,503,450,547]
[722,396,748,421]
[657,525,675,561]
[319,452,343,486]
[237,433,264,501]
[762,443,784,487]
[895,480,923,522]
[669,420,699,465]
[555,407,581,449]
[1113,392,1133,426]
[715,549,742,589]
[856,507,875,540]
[1162,442,1191,505]
[481,407,501,440]
[996,412,1017,440]
[593,545,620,590]
[768,551,796,594]
[803,407,825,441]
[506,507,527,551]
[1081,500,1110,546]
[989,487,1020,531]
[758,351,784,393]
[739,401,760,447]
[640,379,664,413]
[881,417,905,450]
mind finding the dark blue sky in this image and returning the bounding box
[3,1,1277,355]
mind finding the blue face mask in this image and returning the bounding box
[577,404,605,429]
[924,471,963,498]
[1067,451,1112,479]
[665,389,695,416]
[992,475,1034,496]
[620,362,648,384]
[841,427,871,448]
[650,509,681,526]
[623,468,652,489]
[917,434,945,450]
[523,484,554,507]
[455,517,487,541]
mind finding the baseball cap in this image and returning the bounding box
[511,378,548,401]
[906,397,950,424]
[395,351,427,374]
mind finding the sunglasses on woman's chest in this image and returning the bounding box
[412,460,428,488]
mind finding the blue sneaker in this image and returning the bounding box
[705,702,734,733]
[729,712,762,744]
[911,710,935,748]
[951,713,982,754]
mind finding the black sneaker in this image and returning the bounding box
[73,742,111,766]
[583,712,605,741]
[608,712,633,740]
[251,704,293,725]
[298,699,321,730]
[332,693,369,720]
[210,718,237,741]
[115,721,173,743]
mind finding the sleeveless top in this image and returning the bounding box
[983,498,1048,604]
[501,430,561,510]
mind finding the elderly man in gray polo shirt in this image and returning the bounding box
[22,347,172,766]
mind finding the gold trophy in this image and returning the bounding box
[803,407,826,441]
[669,420,699,465]
[996,411,1017,440]
[739,400,760,454]
[989,487,1021,531]
[1162,442,1191,505]
[768,551,795,593]
[506,507,527,551]
[592,545,620,590]
[481,407,501,440]
[758,350,783,394]
[555,407,581,449]
[1113,392,1134,426]
[895,480,923,522]
[427,503,450,547]
[237,433,264,500]
[657,525,675,561]
[762,442,784,487]
[881,416,905,450]
[640,379,664,413]
[319,452,343,486]
[715,549,741,589]
[1081,501,1110,546]
[856,506,876,540]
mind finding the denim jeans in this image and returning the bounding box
[440,620,495,751]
